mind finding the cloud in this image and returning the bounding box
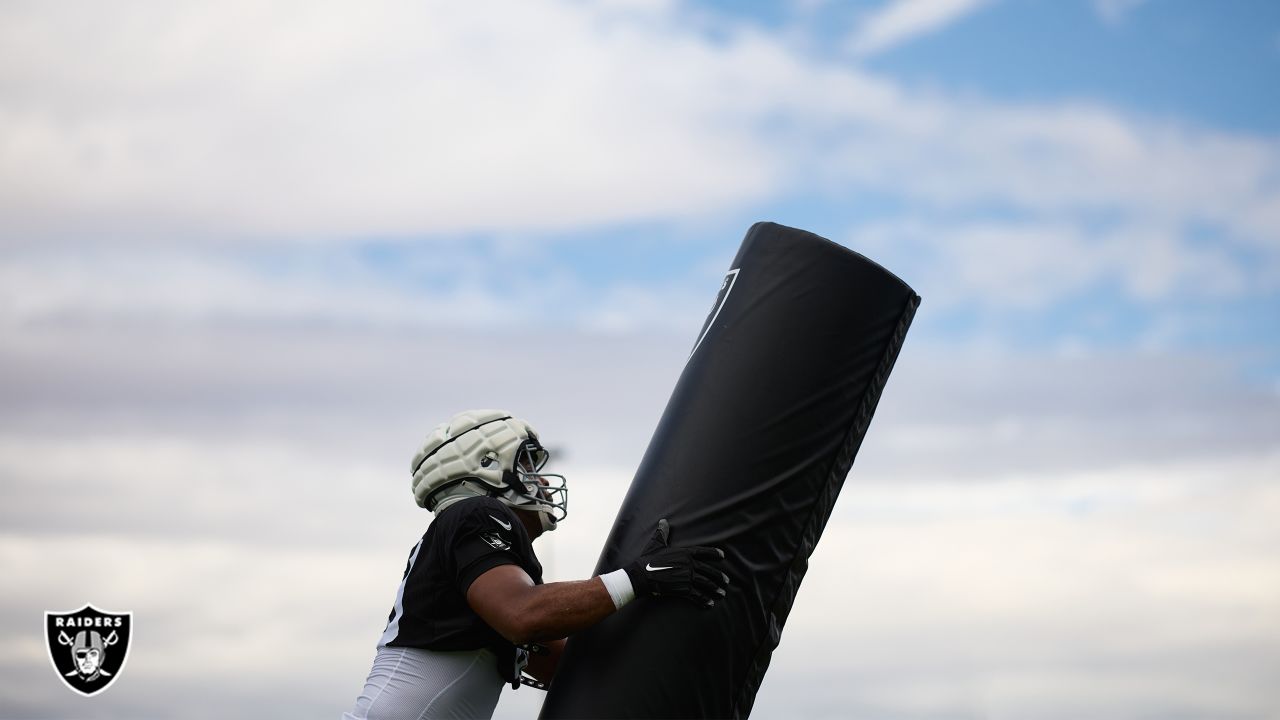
[846,0,994,57]
[758,453,1280,719]
[845,217,1265,313]
[4,304,1276,514]
[804,97,1280,245]
[2,0,1277,253]
[0,241,726,340]
[0,0,780,241]
[858,346,1280,483]
[1093,0,1152,26]
[0,245,535,332]
[5,448,1277,718]
[0,458,635,719]
[2,295,1276,718]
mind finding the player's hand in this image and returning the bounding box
[623,519,728,608]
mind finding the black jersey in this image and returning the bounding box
[379,496,543,652]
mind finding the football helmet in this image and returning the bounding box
[70,630,113,679]
[410,409,568,532]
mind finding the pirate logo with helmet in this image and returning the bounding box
[44,604,132,696]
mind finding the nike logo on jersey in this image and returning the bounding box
[481,531,511,550]
[489,515,512,531]
[645,564,674,572]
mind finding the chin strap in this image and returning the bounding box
[538,511,556,533]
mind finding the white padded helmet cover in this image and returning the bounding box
[411,409,542,510]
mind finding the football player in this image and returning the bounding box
[343,409,728,720]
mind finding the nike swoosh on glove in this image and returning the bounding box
[623,518,729,608]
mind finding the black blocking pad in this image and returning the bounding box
[539,222,921,719]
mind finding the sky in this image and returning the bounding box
[1,0,1278,718]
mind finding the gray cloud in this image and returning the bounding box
[2,305,1277,717]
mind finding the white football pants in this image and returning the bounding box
[342,646,503,720]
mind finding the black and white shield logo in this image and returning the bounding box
[45,604,132,697]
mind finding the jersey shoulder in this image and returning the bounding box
[438,496,521,531]
[432,497,529,552]
[437,497,534,591]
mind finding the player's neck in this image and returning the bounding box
[514,508,543,541]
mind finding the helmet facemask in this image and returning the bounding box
[498,439,568,532]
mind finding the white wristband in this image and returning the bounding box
[598,569,636,610]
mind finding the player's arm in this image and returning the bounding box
[466,566,614,645]
[466,519,729,645]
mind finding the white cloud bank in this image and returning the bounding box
[1,0,1276,247]
[760,453,1280,720]
[3,444,1276,719]
[0,0,780,240]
